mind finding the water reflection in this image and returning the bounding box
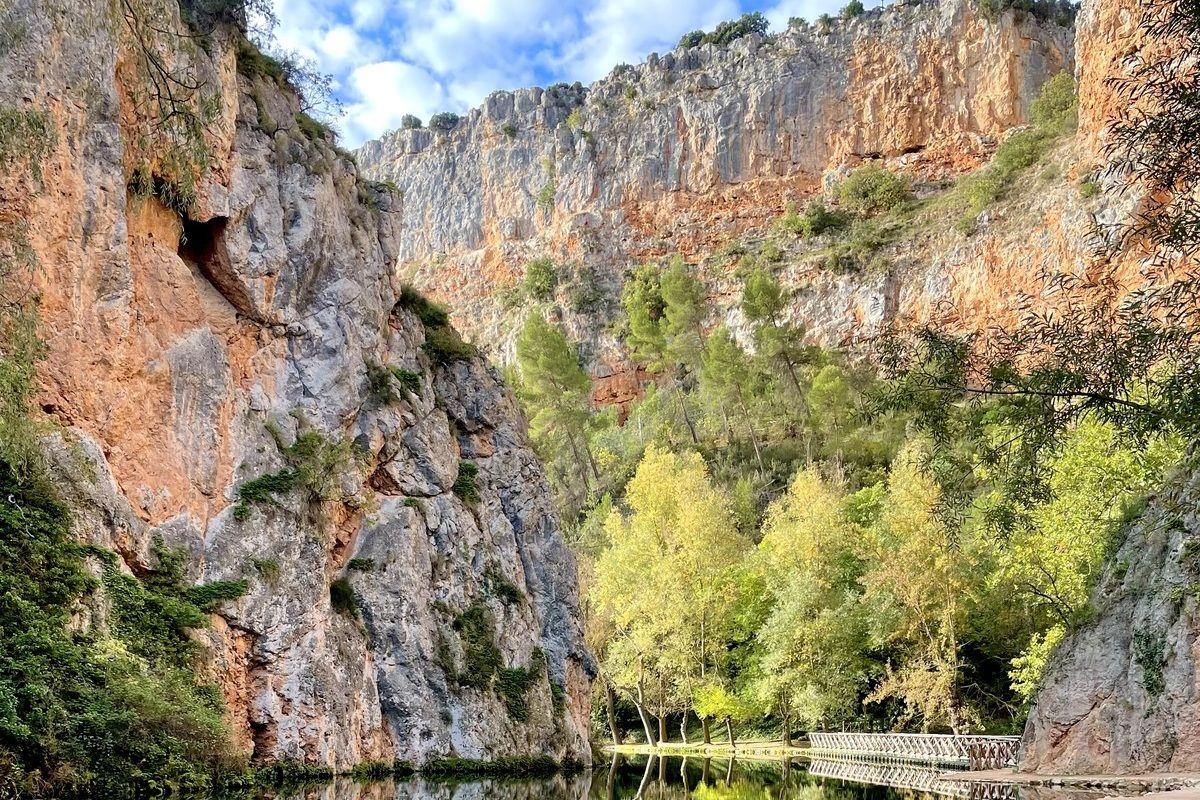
[271,756,1136,800]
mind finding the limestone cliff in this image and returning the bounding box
[0,0,590,770]
[356,0,1075,392]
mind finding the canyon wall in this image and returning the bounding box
[0,0,590,770]
[356,0,1076,389]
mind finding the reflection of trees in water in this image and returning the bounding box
[278,772,591,800]
[273,759,1107,800]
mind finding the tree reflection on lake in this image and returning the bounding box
[272,755,1131,800]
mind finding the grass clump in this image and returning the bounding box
[251,558,280,583]
[399,285,451,327]
[500,122,517,138]
[349,760,394,781]
[453,461,480,504]
[837,164,913,214]
[366,361,421,404]
[347,557,374,572]
[330,577,359,618]
[485,562,524,604]
[496,648,546,722]
[1133,629,1167,698]
[451,603,503,688]
[399,286,477,365]
[233,425,358,521]
[422,326,476,364]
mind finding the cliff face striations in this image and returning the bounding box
[1,0,591,770]
[357,0,1075,386]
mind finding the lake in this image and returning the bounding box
[264,756,1136,800]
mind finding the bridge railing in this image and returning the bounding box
[806,757,1017,800]
[806,732,1019,770]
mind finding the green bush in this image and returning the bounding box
[347,557,374,572]
[566,108,583,132]
[451,603,502,687]
[429,112,460,132]
[1030,71,1078,134]
[398,285,450,327]
[841,0,865,18]
[837,164,912,214]
[1133,629,1167,698]
[977,0,1078,25]
[330,577,358,618]
[187,579,249,612]
[500,121,517,138]
[453,461,480,504]
[523,257,557,300]
[778,201,849,238]
[955,73,1077,226]
[678,12,769,49]
[233,427,358,520]
[401,114,422,129]
[1079,180,1100,198]
[422,326,476,364]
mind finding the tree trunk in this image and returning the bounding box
[658,713,667,745]
[725,715,735,749]
[605,681,623,745]
[782,707,791,748]
[680,709,689,744]
[701,717,712,744]
[636,658,656,745]
[635,702,655,745]
[680,757,690,792]
[701,758,711,785]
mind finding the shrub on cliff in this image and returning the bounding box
[976,0,1078,26]
[523,257,558,301]
[837,165,913,214]
[401,114,422,129]
[778,201,849,238]
[678,12,769,49]
[428,112,460,132]
[841,0,865,19]
[956,71,1077,225]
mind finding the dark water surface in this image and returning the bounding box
[268,757,1130,800]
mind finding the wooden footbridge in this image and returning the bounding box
[806,757,1018,800]
[806,732,1021,770]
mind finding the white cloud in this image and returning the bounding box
[342,59,449,144]
[265,0,873,147]
[562,0,740,82]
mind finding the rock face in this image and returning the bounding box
[356,0,1075,380]
[1020,462,1200,773]
[1,0,590,770]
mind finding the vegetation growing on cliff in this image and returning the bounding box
[515,200,1189,741]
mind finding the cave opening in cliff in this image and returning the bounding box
[177,214,259,320]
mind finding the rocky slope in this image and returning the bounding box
[1020,457,1200,773]
[356,0,1076,393]
[0,0,590,770]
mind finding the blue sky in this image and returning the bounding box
[269,0,883,147]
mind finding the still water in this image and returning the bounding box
[265,756,1133,800]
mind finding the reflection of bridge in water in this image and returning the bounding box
[806,756,1017,800]
[808,733,1021,770]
